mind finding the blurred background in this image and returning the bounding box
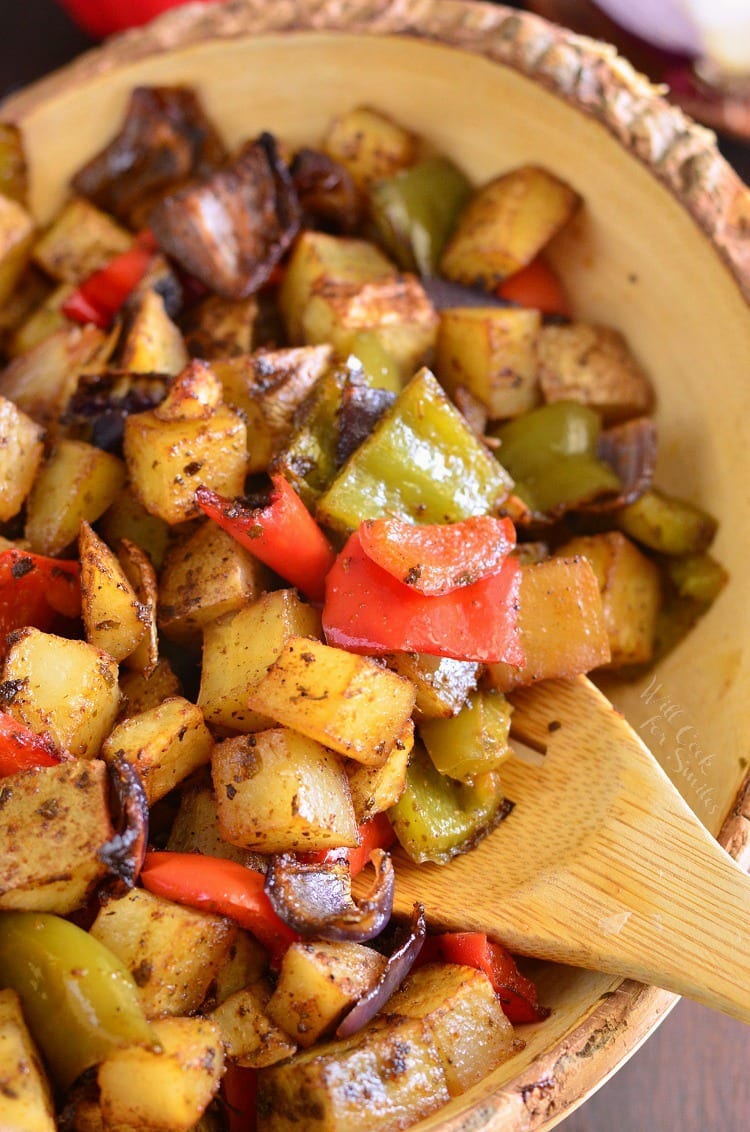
[1,1,750,1128]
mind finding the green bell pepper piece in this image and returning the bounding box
[347,330,402,394]
[419,689,513,783]
[388,744,511,864]
[369,155,472,276]
[616,487,718,556]
[0,910,156,1088]
[316,367,512,533]
[492,400,621,514]
[270,365,350,509]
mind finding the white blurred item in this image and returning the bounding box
[595,0,750,79]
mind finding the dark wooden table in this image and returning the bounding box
[2,3,749,1130]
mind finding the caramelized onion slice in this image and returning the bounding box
[99,752,149,895]
[592,415,658,511]
[265,849,394,942]
[336,903,426,1038]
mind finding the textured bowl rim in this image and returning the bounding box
[3,2,749,1128]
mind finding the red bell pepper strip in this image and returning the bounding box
[358,515,516,595]
[0,549,81,656]
[195,476,336,604]
[222,1063,258,1132]
[419,931,549,1024]
[496,255,571,318]
[301,812,397,879]
[62,231,156,329]
[140,851,298,966]
[0,712,64,777]
[322,530,524,665]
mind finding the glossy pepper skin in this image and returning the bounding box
[0,911,156,1088]
[323,528,523,665]
[0,548,81,655]
[0,712,63,776]
[196,475,336,604]
[62,230,156,329]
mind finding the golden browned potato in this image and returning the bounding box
[485,556,611,692]
[118,287,189,375]
[0,394,43,521]
[385,652,479,721]
[32,196,132,284]
[0,760,114,914]
[0,322,108,431]
[0,988,55,1132]
[435,306,541,418]
[166,772,257,866]
[440,165,581,286]
[90,888,237,1018]
[158,520,271,646]
[556,531,662,667]
[198,589,322,734]
[0,192,35,306]
[119,657,183,718]
[117,537,160,676]
[102,696,212,805]
[182,292,259,359]
[98,485,171,572]
[345,727,412,822]
[267,941,387,1047]
[211,979,298,1066]
[536,321,654,422]
[212,728,359,853]
[7,281,75,356]
[246,635,417,766]
[79,519,148,663]
[123,362,247,524]
[24,439,126,556]
[1,628,121,759]
[97,1015,224,1131]
[322,106,418,189]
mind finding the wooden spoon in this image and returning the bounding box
[392,674,750,1023]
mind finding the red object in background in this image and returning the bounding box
[55,0,222,39]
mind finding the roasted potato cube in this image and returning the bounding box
[556,531,662,667]
[32,197,131,284]
[166,774,257,866]
[198,590,322,734]
[119,657,183,718]
[0,192,35,306]
[212,728,358,853]
[102,696,212,805]
[91,888,237,1018]
[7,281,75,357]
[212,980,297,1066]
[213,344,334,473]
[616,486,718,555]
[256,1016,449,1132]
[345,726,412,822]
[485,556,611,692]
[123,369,247,524]
[536,322,654,423]
[0,122,28,204]
[385,652,479,721]
[98,485,171,572]
[183,292,258,359]
[440,165,581,286]
[116,537,159,676]
[213,929,269,1004]
[301,272,438,379]
[246,635,416,766]
[79,520,148,663]
[0,323,107,432]
[267,941,387,1047]
[158,520,271,646]
[436,306,541,418]
[385,962,518,1096]
[25,439,126,556]
[118,287,189,376]
[322,106,418,189]
[1,628,120,759]
[280,230,394,344]
[0,760,113,913]
[97,1015,224,1131]
[0,988,55,1132]
[0,395,43,521]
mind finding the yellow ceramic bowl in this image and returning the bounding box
[4,1,750,1127]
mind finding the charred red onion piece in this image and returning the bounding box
[592,415,658,511]
[98,752,149,894]
[336,902,427,1038]
[265,849,394,942]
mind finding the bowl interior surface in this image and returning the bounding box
[5,14,750,1130]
